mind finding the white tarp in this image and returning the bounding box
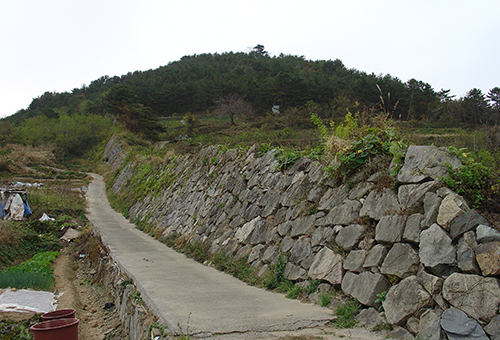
[4,194,25,220]
[0,289,58,314]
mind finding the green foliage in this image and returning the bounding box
[182,241,211,263]
[334,133,391,177]
[319,292,333,307]
[0,251,59,290]
[374,291,387,311]
[372,322,393,332]
[0,314,41,340]
[10,114,113,159]
[129,289,143,303]
[442,147,499,210]
[265,252,290,290]
[333,299,361,329]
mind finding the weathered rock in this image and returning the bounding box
[387,326,415,339]
[323,200,362,225]
[289,237,312,266]
[436,193,470,229]
[336,224,365,251]
[449,209,489,241]
[375,215,407,244]
[418,309,443,340]
[477,224,500,244]
[440,308,489,340]
[476,241,500,276]
[343,249,367,273]
[247,244,266,263]
[363,244,388,269]
[261,190,281,218]
[355,308,386,329]
[284,262,308,281]
[317,186,348,212]
[308,247,344,285]
[403,214,424,244]
[422,192,442,229]
[383,276,432,325]
[277,221,293,237]
[235,216,263,243]
[398,181,440,213]
[360,188,400,220]
[262,244,279,264]
[397,145,461,184]
[416,267,444,295]
[249,219,270,245]
[380,243,420,279]
[290,215,316,237]
[279,236,294,253]
[442,272,500,323]
[485,315,500,340]
[341,271,391,307]
[419,224,456,274]
[406,316,420,335]
[311,227,335,247]
[457,232,480,274]
[348,181,374,200]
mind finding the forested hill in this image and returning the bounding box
[4,48,500,127]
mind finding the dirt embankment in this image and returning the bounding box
[53,246,127,340]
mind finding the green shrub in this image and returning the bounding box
[442,147,500,211]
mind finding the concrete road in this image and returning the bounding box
[85,174,336,337]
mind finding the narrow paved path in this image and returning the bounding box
[85,174,335,337]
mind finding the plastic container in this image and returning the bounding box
[30,318,79,340]
[41,308,76,321]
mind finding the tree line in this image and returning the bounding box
[2,47,499,146]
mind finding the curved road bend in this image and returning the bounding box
[85,174,334,337]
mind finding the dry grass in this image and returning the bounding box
[0,222,20,247]
[0,144,56,176]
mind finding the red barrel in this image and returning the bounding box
[30,318,79,340]
[41,308,76,321]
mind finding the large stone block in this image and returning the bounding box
[449,209,489,241]
[442,273,500,323]
[418,309,443,340]
[289,237,312,266]
[476,241,500,276]
[380,243,420,279]
[308,247,344,285]
[397,145,461,184]
[403,213,424,244]
[440,308,489,340]
[323,200,361,226]
[343,249,367,273]
[383,276,432,325]
[235,216,263,243]
[437,193,470,229]
[336,224,364,251]
[341,271,391,307]
[360,188,400,220]
[419,223,456,273]
[375,215,407,244]
[398,181,440,213]
[363,244,388,269]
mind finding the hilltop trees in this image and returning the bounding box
[2,49,498,133]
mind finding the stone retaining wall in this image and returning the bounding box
[104,138,500,339]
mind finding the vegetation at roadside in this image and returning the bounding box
[332,299,361,329]
[0,314,41,340]
[0,251,59,290]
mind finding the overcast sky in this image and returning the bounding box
[1,0,499,119]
